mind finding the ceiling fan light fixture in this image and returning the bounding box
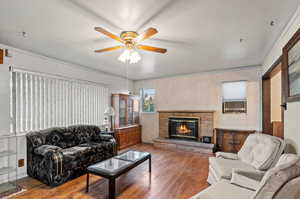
[130,51,141,64]
[94,27,166,64]
[118,49,130,63]
[118,49,141,64]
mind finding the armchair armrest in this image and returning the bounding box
[34,145,62,156]
[215,152,238,160]
[230,169,265,191]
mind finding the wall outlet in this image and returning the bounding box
[18,159,24,167]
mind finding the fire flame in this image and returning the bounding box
[177,123,191,134]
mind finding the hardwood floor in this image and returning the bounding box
[13,144,211,199]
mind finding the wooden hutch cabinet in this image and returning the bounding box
[112,94,141,150]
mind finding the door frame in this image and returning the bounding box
[262,56,286,138]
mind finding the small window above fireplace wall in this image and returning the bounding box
[140,88,156,113]
[222,81,247,113]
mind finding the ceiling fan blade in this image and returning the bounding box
[95,27,124,43]
[135,27,158,43]
[94,45,124,53]
[137,45,167,53]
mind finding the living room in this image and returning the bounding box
[0,1,300,199]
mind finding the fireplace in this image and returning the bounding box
[168,117,199,141]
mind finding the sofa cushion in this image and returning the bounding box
[230,169,265,191]
[190,180,254,199]
[61,146,92,159]
[45,127,79,149]
[215,152,238,160]
[238,134,283,170]
[251,155,300,199]
[273,176,300,199]
[68,125,100,144]
[79,142,104,153]
[34,145,62,156]
[209,157,257,180]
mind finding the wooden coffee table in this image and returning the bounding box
[86,150,151,199]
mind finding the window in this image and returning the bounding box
[10,69,109,133]
[140,89,155,112]
[222,81,247,113]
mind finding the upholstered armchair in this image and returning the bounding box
[26,125,117,186]
[191,154,300,199]
[207,133,285,185]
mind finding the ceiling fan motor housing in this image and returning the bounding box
[120,31,138,48]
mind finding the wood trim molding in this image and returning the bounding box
[261,55,285,137]
[0,49,3,64]
[262,56,282,80]
[262,78,272,134]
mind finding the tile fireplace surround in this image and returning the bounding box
[158,110,215,141]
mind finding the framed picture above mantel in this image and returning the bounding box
[283,28,300,102]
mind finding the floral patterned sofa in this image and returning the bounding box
[26,125,117,186]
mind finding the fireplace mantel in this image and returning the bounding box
[157,110,215,113]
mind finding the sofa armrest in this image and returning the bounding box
[98,134,114,141]
[34,145,62,156]
[230,169,265,191]
[216,152,238,160]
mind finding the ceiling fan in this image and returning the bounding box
[94,27,167,64]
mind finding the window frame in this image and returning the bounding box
[140,88,156,113]
[222,80,247,114]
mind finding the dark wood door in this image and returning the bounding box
[262,78,272,134]
[0,49,3,64]
[262,57,285,138]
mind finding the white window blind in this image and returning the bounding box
[222,81,247,101]
[11,70,108,134]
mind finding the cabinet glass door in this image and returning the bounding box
[133,98,140,124]
[127,98,133,125]
[119,97,126,127]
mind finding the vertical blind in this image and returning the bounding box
[11,70,109,134]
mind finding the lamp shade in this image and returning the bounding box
[104,106,115,116]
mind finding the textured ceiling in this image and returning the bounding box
[0,0,299,80]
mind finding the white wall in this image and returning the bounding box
[0,43,133,178]
[134,66,262,143]
[262,6,300,154]
[270,70,282,122]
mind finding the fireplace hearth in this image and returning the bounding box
[169,117,199,141]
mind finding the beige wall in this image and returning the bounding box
[262,6,300,154]
[134,67,262,143]
[270,71,282,122]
